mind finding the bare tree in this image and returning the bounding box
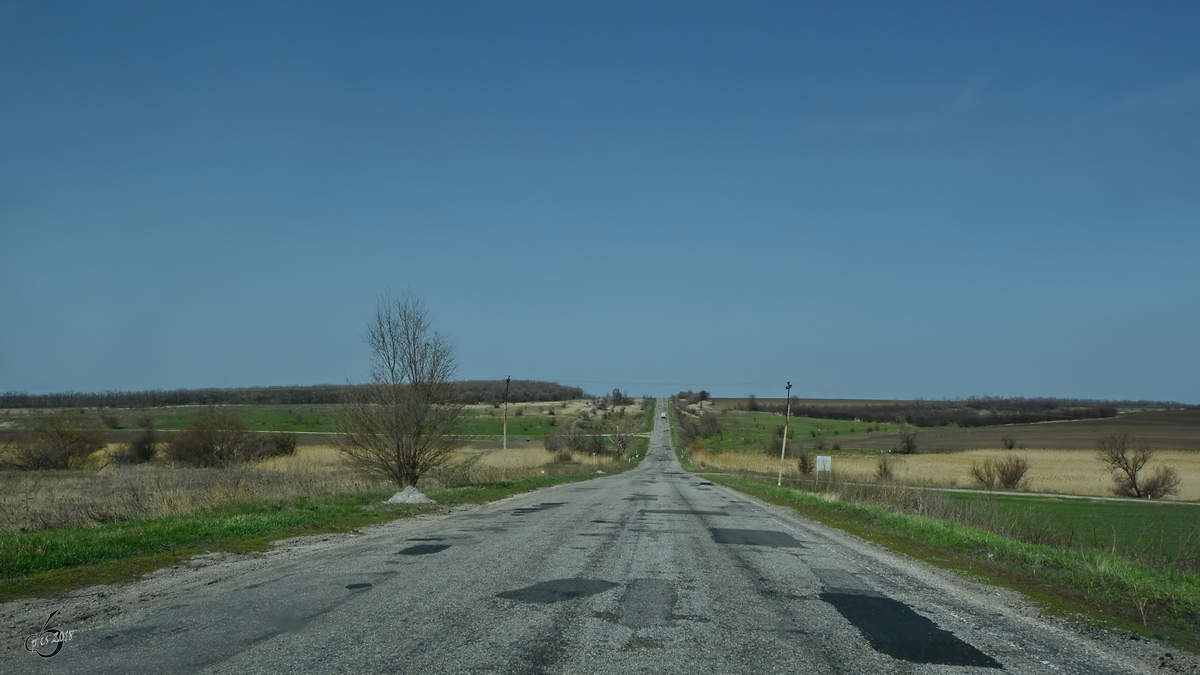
[338,293,466,488]
[604,415,642,457]
[1096,432,1180,499]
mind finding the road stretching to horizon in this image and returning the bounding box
[4,401,1153,673]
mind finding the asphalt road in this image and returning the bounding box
[3,400,1162,673]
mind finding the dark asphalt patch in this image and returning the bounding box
[512,502,568,515]
[710,528,804,548]
[397,544,451,555]
[821,592,1001,668]
[624,494,658,501]
[697,481,714,485]
[497,578,619,604]
[618,579,678,628]
[642,509,726,516]
[345,583,373,590]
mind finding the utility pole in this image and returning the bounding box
[777,382,792,486]
[503,376,511,476]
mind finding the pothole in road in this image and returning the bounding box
[397,544,451,555]
[642,509,726,516]
[624,494,657,501]
[710,528,804,548]
[820,592,1001,668]
[497,578,619,604]
[345,583,373,590]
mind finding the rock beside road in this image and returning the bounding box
[384,486,435,504]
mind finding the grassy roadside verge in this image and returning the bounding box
[0,470,623,603]
[710,474,1200,654]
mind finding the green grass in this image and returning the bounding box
[460,414,561,439]
[947,492,1200,569]
[692,410,897,453]
[0,470,627,603]
[712,475,1200,653]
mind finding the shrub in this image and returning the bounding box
[113,427,158,465]
[874,455,894,481]
[101,414,122,429]
[164,407,263,468]
[699,412,723,438]
[797,452,816,476]
[0,413,105,470]
[972,454,1032,490]
[261,432,298,458]
[970,461,997,489]
[1140,466,1182,499]
[894,428,919,454]
[995,454,1031,489]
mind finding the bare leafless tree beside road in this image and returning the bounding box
[337,293,467,488]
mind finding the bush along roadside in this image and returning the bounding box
[0,470,628,603]
[710,474,1200,654]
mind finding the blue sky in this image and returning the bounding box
[2,1,1198,402]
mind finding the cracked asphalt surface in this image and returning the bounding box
[2,400,1182,673]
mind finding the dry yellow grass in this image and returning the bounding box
[691,449,1200,501]
[0,462,391,532]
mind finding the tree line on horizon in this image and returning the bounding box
[732,395,1194,428]
[0,380,587,410]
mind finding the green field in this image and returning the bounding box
[682,408,898,453]
[947,491,1200,568]
[461,413,561,438]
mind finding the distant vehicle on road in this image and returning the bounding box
[660,412,667,420]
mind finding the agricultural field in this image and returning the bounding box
[0,397,640,446]
[826,409,1200,453]
[681,403,1200,501]
[948,490,1200,568]
[678,405,898,454]
[690,444,1200,501]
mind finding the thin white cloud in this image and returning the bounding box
[1090,77,1200,118]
